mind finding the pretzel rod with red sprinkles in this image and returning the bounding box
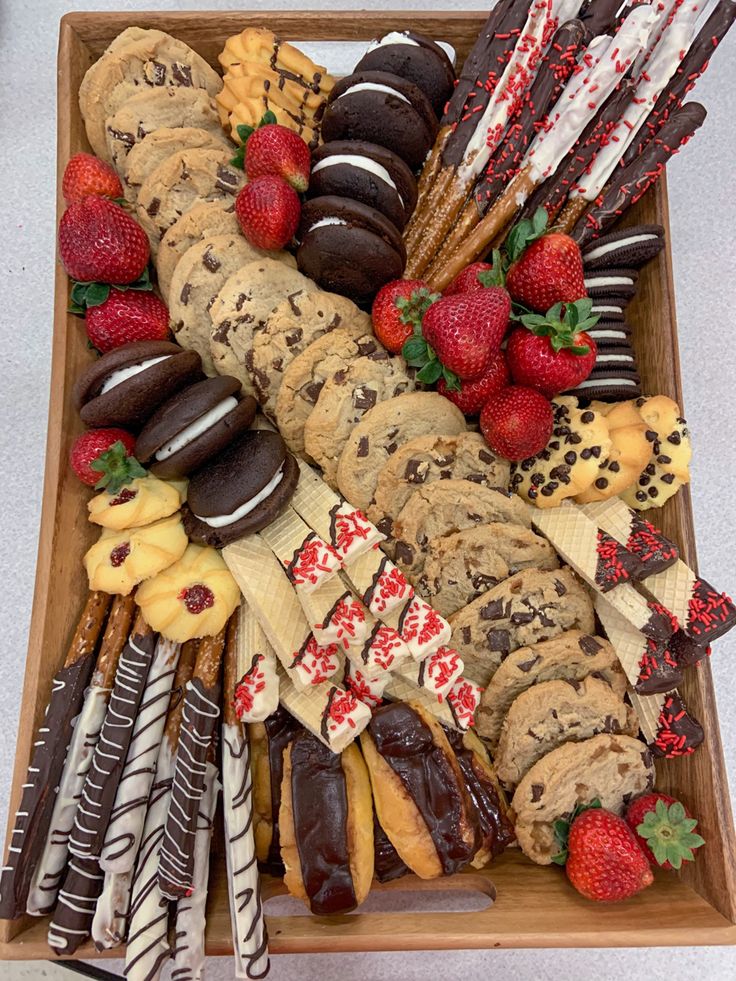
[579,0,630,35]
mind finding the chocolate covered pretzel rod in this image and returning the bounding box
[47,854,104,955]
[100,637,181,874]
[0,590,111,920]
[222,623,269,980]
[578,0,628,35]
[26,594,131,916]
[170,760,220,981]
[124,640,198,981]
[233,600,280,723]
[158,627,225,901]
[276,664,371,752]
[91,867,132,950]
[70,611,157,860]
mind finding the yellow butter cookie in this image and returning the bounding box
[84,513,188,595]
[88,476,184,530]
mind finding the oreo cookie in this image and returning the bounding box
[321,70,439,171]
[584,268,639,302]
[569,364,642,402]
[583,224,665,269]
[591,302,625,321]
[296,195,406,304]
[309,141,418,229]
[354,30,456,116]
[587,322,633,348]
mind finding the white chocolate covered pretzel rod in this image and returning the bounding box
[91,868,132,950]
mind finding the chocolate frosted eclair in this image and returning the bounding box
[249,706,303,875]
[443,727,515,868]
[354,30,456,116]
[182,429,299,547]
[373,812,409,883]
[279,732,374,915]
[74,340,203,429]
[361,701,478,879]
[136,375,257,478]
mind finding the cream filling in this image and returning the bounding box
[367,31,421,51]
[596,354,634,363]
[193,463,285,528]
[308,217,348,234]
[584,233,658,262]
[312,154,404,206]
[576,377,638,389]
[592,304,623,314]
[338,81,411,104]
[589,329,627,339]
[155,397,239,462]
[99,356,171,395]
[584,275,635,288]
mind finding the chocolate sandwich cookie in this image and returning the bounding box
[354,31,456,116]
[309,140,418,229]
[73,340,203,429]
[583,224,665,270]
[297,196,406,305]
[583,268,639,302]
[321,70,438,171]
[591,302,625,321]
[569,363,642,402]
[586,322,632,348]
[182,429,299,547]
[135,375,257,478]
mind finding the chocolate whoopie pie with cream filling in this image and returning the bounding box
[297,196,406,305]
[355,30,456,116]
[182,429,299,547]
[73,340,202,429]
[309,141,418,229]
[321,71,438,171]
[135,375,257,478]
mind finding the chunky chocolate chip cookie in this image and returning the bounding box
[449,567,595,686]
[476,631,627,747]
[156,200,241,303]
[512,734,654,864]
[495,676,639,786]
[122,125,229,202]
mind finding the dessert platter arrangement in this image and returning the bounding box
[3,0,736,973]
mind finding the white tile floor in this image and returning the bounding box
[1,1,735,979]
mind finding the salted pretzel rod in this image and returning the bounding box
[124,639,198,981]
[158,625,225,901]
[26,594,134,916]
[427,4,656,290]
[0,590,111,920]
[222,614,270,979]
[406,0,564,278]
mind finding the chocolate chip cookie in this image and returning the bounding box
[512,734,654,864]
[511,397,612,508]
[417,522,559,618]
[449,568,595,686]
[620,395,692,511]
[122,125,229,202]
[336,392,467,512]
[156,200,241,303]
[304,354,415,486]
[391,480,531,581]
[368,433,511,542]
[476,631,627,747]
[495,676,639,786]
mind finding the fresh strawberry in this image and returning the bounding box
[235,175,301,250]
[86,290,170,352]
[560,806,654,903]
[245,124,311,192]
[479,386,553,461]
[404,287,510,385]
[59,197,150,284]
[625,793,705,871]
[505,208,587,313]
[443,249,506,296]
[372,279,439,353]
[438,352,509,415]
[70,430,145,491]
[506,299,598,397]
[62,152,123,205]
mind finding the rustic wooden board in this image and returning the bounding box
[1,9,734,958]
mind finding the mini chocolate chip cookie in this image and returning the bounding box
[620,395,692,511]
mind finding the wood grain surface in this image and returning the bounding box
[0,9,734,956]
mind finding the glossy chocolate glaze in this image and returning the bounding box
[373,812,408,883]
[290,732,357,915]
[368,702,474,875]
[263,706,302,874]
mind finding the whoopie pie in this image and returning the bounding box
[354,30,456,116]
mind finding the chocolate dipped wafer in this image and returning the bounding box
[630,689,705,758]
[276,664,371,753]
[362,701,478,879]
[393,645,465,700]
[384,593,452,661]
[0,591,111,920]
[158,625,225,900]
[279,731,373,915]
[261,506,341,593]
[233,600,280,724]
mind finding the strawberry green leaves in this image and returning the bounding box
[519,298,599,355]
[231,111,278,170]
[90,440,147,495]
[476,249,507,288]
[506,207,549,264]
[402,333,460,389]
[635,799,705,870]
[552,798,602,865]
[69,267,153,314]
[395,287,440,330]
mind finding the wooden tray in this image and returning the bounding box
[1,9,735,960]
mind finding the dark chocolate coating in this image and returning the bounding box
[74,340,203,429]
[651,692,704,758]
[582,225,665,270]
[136,375,257,478]
[373,812,409,883]
[579,0,628,35]
[183,451,299,547]
[355,31,456,116]
[625,514,678,579]
[187,430,286,517]
[368,702,475,875]
[47,855,104,955]
[322,71,438,171]
[261,707,303,875]
[594,530,645,591]
[310,140,418,228]
[634,637,683,696]
[289,731,357,916]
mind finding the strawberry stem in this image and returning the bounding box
[518,298,600,355]
[90,441,147,494]
[505,207,549,263]
[552,798,602,865]
[636,799,705,870]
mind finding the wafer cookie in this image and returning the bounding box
[232,600,280,723]
[276,665,370,752]
[259,506,341,592]
[393,646,464,700]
